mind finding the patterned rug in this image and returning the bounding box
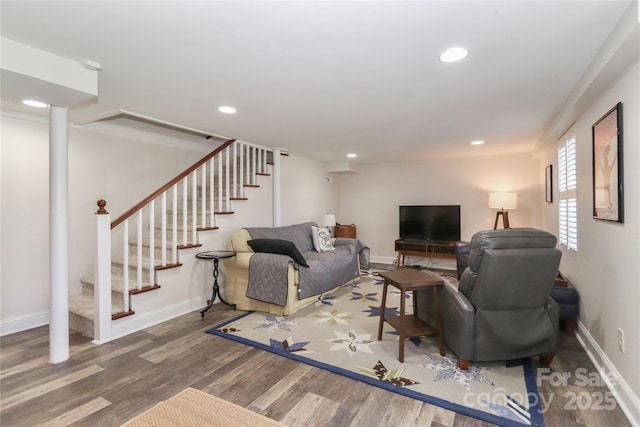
[206,270,544,427]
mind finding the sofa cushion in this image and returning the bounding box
[231,228,253,253]
[311,226,335,252]
[247,239,309,267]
[247,222,316,253]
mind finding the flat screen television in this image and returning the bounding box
[399,205,461,243]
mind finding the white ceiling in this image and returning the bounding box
[0,1,632,165]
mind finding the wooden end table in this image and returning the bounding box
[377,269,445,362]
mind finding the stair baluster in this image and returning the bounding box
[122,219,129,312]
[239,142,245,198]
[225,147,230,212]
[136,210,143,290]
[172,184,178,263]
[201,162,207,229]
[149,200,155,288]
[161,192,167,267]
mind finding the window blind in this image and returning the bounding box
[558,136,577,251]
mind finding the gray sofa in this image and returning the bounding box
[224,222,369,315]
[416,228,561,369]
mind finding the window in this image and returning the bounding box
[558,136,577,251]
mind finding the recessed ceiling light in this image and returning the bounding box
[471,140,485,145]
[347,153,357,158]
[439,47,469,63]
[22,99,48,108]
[218,106,236,114]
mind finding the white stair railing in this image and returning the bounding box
[93,139,274,341]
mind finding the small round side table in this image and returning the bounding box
[196,250,236,317]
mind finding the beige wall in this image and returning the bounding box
[1,114,51,321]
[335,152,541,265]
[538,59,640,404]
[281,153,339,227]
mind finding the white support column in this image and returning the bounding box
[273,148,281,227]
[49,105,69,363]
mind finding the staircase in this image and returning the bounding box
[69,140,275,339]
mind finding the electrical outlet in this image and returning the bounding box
[617,328,625,354]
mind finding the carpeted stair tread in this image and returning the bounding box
[130,237,176,248]
[69,293,124,318]
[129,238,187,255]
[81,275,156,295]
[112,254,159,270]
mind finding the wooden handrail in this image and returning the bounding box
[111,139,236,229]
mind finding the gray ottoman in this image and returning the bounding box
[550,286,579,336]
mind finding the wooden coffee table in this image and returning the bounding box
[377,269,445,362]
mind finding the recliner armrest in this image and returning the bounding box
[454,241,471,279]
[440,285,476,361]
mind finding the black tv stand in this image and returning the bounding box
[394,239,456,266]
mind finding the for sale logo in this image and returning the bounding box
[462,367,619,415]
[536,367,618,412]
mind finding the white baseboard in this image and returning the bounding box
[0,310,49,336]
[576,321,640,427]
[369,255,456,271]
[369,255,396,265]
[100,296,208,344]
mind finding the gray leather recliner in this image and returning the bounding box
[416,228,561,369]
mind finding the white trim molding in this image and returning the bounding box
[0,310,49,336]
[576,321,640,427]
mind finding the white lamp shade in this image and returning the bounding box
[322,214,336,227]
[489,192,517,210]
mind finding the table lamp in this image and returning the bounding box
[322,213,336,236]
[489,192,517,229]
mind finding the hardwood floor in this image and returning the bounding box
[0,303,632,426]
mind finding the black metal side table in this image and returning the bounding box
[196,250,236,317]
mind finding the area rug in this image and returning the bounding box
[207,270,544,427]
[121,387,286,427]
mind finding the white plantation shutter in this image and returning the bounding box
[558,136,577,251]
[567,198,577,250]
[558,146,567,192]
[566,140,577,190]
[559,199,568,245]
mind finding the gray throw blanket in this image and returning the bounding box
[298,239,360,299]
[246,252,292,306]
[245,225,369,306]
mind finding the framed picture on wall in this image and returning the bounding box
[545,164,553,203]
[592,102,623,222]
